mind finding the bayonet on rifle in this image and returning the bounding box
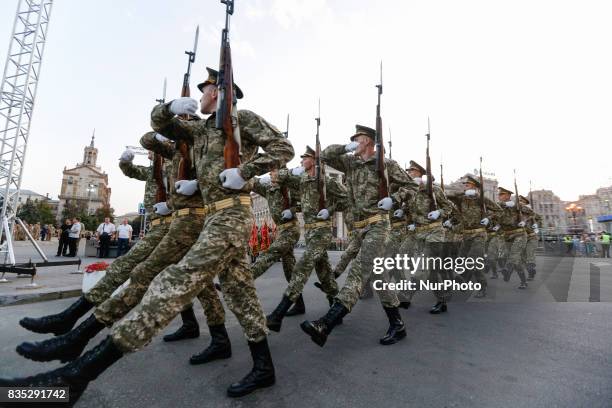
[375,61,389,199]
[315,99,326,212]
[425,117,437,211]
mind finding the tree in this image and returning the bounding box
[17,198,40,224]
[36,201,55,225]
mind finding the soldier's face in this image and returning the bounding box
[301,156,314,171]
[408,169,421,179]
[200,85,218,114]
[499,192,510,202]
[463,182,477,191]
[355,135,372,156]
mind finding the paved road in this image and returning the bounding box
[1,253,611,407]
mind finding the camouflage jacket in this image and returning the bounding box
[395,183,453,226]
[447,193,502,230]
[521,205,543,234]
[497,201,532,232]
[321,145,416,221]
[151,105,294,205]
[250,178,298,225]
[277,170,347,225]
[119,160,156,217]
[140,131,201,210]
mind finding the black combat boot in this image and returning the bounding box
[429,301,448,314]
[502,265,513,282]
[379,307,407,345]
[300,302,348,347]
[285,294,305,316]
[19,296,94,335]
[17,314,105,363]
[0,336,123,406]
[399,301,412,309]
[360,281,374,299]
[226,338,275,398]
[517,269,528,289]
[189,324,232,365]
[526,263,536,280]
[265,295,293,332]
[163,307,200,342]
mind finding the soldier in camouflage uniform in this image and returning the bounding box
[384,206,412,308]
[265,146,345,332]
[497,187,529,289]
[332,209,360,278]
[519,195,542,280]
[486,223,504,279]
[19,142,172,337]
[2,67,293,401]
[448,175,502,297]
[301,125,417,347]
[249,170,303,315]
[396,161,454,314]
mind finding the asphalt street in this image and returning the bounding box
[0,253,611,408]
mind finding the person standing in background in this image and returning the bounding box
[67,218,81,257]
[96,218,116,258]
[116,218,133,256]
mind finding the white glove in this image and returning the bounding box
[345,142,359,152]
[480,218,490,226]
[153,202,171,216]
[518,221,526,227]
[155,133,170,143]
[219,168,246,190]
[492,225,501,232]
[119,149,134,163]
[532,223,538,229]
[377,197,393,211]
[427,210,441,220]
[534,228,540,234]
[281,209,293,221]
[291,166,305,176]
[317,209,329,220]
[505,200,515,208]
[393,209,404,218]
[412,177,422,185]
[175,179,198,196]
[407,224,416,231]
[169,97,198,116]
[258,175,272,186]
[465,189,477,197]
[443,220,453,228]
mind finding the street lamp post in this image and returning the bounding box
[565,203,583,235]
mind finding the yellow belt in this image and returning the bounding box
[303,220,332,230]
[150,215,172,226]
[173,195,251,219]
[353,214,389,229]
[277,220,298,232]
[416,220,442,233]
[463,227,486,235]
[391,221,406,230]
[527,232,537,238]
[504,227,526,236]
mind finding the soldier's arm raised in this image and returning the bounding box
[238,110,294,180]
[140,132,175,159]
[119,161,150,181]
[435,186,453,218]
[326,177,348,214]
[276,168,301,190]
[321,144,350,173]
[150,103,196,143]
[484,197,503,224]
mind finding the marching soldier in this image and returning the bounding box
[301,125,417,347]
[18,143,173,336]
[497,187,529,289]
[265,146,346,331]
[486,222,504,279]
[249,169,304,315]
[519,195,542,280]
[401,161,454,313]
[384,205,412,308]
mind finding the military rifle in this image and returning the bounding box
[315,100,326,212]
[425,118,437,212]
[375,62,389,199]
[479,156,486,219]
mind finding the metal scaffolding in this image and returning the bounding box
[0,0,54,266]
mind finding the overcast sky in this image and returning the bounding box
[1,0,611,215]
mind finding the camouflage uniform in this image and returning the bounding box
[498,200,529,285]
[385,214,411,303]
[333,210,359,277]
[250,179,300,281]
[109,105,293,350]
[276,170,346,301]
[86,144,170,305]
[94,131,224,328]
[322,145,415,311]
[486,230,504,278]
[448,192,502,291]
[521,205,542,278]
[396,183,454,302]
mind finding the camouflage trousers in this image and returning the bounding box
[504,233,528,270]
[522,234,537,265]
[111,204,267,351]
[85,223,170,305]
[486,234,504,265]
[415,226,452,302]
[95,213,224,328]
[251,224,300,281]
[384,225,411,302]
[284,226,338,302]
[333,230,359,277]
[459,232,487,288]
[336,220,399,312]
[398,232,419,301]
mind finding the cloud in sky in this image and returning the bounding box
[0,0,610,216]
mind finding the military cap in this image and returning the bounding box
[462,174,481,188]
[197,67,244,99]
[498,187,513,195]
[408,160,426,175]
[350,124,376,141]
[301,145,315,158]
[518,195,530,204]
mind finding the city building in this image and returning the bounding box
[529,190,568,234]
[56,134,111,220]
